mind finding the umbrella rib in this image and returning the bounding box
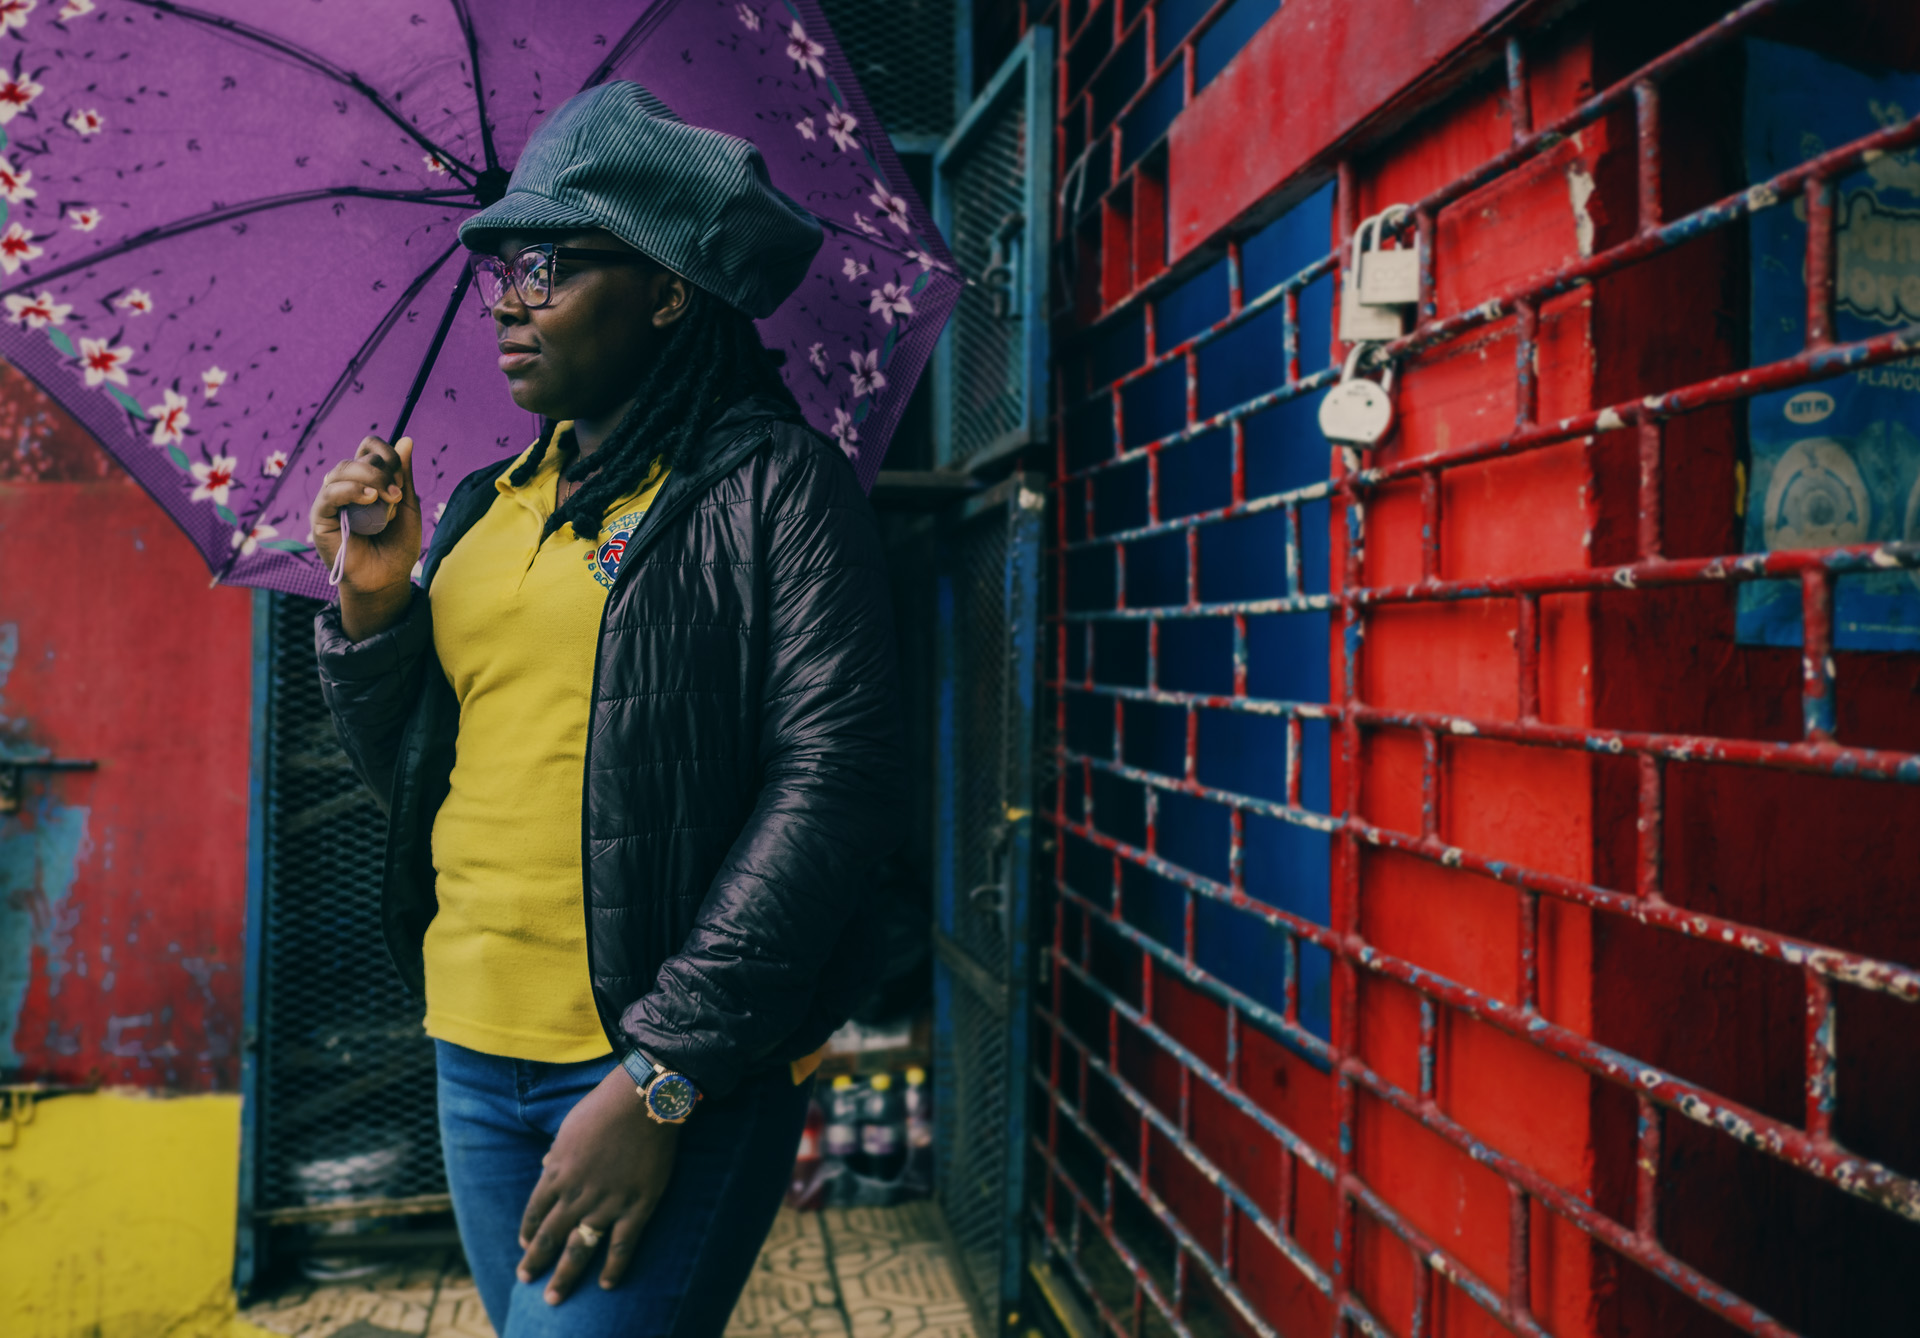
[577,0,684,92]
[125,0,484,185]
[815,216,958,270]
[391,259,476,443]
[219,240,466,583]
[447,0,501,175]
[1,186,474,299]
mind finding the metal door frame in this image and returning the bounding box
[931,471,1047,1335]
[932,27,1055,471]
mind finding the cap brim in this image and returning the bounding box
[458,189,609,250]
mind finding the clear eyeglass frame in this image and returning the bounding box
[469,243,652,313]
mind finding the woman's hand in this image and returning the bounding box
[309,434,422,641]
[517,1065,681,1304]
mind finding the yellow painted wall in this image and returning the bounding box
[0,1089,274,1338]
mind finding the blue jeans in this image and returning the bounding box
[435,1040,811,1337]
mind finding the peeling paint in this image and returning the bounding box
[1,797,91,1068]
[1567,162,1598,257]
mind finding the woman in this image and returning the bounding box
[309,82,901,1337]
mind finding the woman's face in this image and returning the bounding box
[485,228,688,421]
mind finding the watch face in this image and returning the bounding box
[647,1072,699,1122]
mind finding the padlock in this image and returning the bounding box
[1339,277,1405,343]
[1356,206,1419,307]
[1318,346,1396,448]
[1338,206,1417,343]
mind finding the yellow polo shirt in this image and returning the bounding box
[423,429,667,1061]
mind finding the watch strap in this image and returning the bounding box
[620,1047,660,1090]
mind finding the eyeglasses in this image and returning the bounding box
[469,243,652,313]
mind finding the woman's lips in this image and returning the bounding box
[498,346,538,372]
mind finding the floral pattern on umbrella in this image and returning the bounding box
[0,0,959,598]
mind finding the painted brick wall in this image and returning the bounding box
[1032,0,1920,1334]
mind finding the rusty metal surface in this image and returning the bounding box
[1031,0,1920,1334]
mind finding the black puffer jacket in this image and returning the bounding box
[314,396,902,1097]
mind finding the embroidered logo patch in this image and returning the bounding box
[586,508,648,588]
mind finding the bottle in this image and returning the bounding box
[904,1065,933,1188]
[786,1098,827,1210]
[857,1071,906,1182]
[823,1074,860,1170]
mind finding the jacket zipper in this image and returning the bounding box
[577,424,775,1056]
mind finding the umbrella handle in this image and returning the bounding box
[344,499,393,536]
[326,502,394,588]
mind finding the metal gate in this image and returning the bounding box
[1029,0,1920,1335]
[934,29,1055,471]
[932,474,1047,1333]
[238,592,445,1283]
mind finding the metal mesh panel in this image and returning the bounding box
[256,593,443,1218]
[953,512,1013,975]
[935,958,1013,1313]
[944,75,1031,466]
[815,0,957,143]
[933,481,1044,1330]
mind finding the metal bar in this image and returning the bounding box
[1045,906,1801,1338]
[1635,80,1662,233]
[1637,418,1665,559]
[1637,755,1665,902]
[1516,593,1541,722]
[233,589,275,1293]
[1056,0,1248,233]
[1804,176,1835,349]
[1049,808,1920,1211]
[1805,970,1837,1144]
[1056,0,1802,330]
[1030,1020,1335,1300]
[254,1193,452,1226]
[1033,5,1920,1338]
[1378,112,1920,369]
[1059,536,1920,618]
[1066,305,1918,525]
[1048,677,1919,788]
[1800,568,1836,744]
[1635,1094,1663,1242]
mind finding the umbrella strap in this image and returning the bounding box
[328,510,352,588]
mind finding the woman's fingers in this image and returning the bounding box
[392,436,418,508]
[598,1207,649,1290]
[517,1212,568,1284]
[342,436,407,501]
[518,1171,562,1258]
[314,463,400,524]
[543,1219,611,1305]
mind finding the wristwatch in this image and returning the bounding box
[621,1047,701,1124]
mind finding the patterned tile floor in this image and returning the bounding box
[242,1203,977,1338]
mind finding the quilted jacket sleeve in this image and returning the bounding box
[314,593,434,812]
[618,435,905,1096]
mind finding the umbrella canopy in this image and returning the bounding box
[0,0,957,597]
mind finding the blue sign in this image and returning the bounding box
[1740,40,1920,652]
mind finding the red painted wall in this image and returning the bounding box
[1333,29,1608,1335]
[0,359,252,1092]
[1580,16,1920,1329]
[1167,0,1528,263]
[1055,0,1920,1332]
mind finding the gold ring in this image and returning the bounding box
[573,1222,604,1249]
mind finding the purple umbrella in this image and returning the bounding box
[0,0,957,597]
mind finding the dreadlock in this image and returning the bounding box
[509,284,798,542]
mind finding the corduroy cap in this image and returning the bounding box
[459,82,823,319]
